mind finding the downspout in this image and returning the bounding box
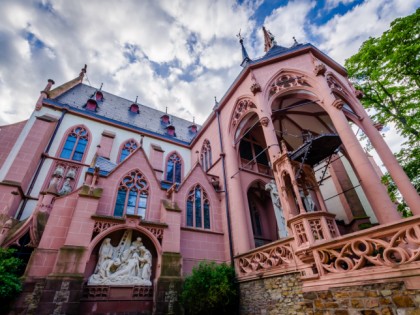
[16,109,68,219]
[215,106,235,266]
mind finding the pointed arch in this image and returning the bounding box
[58,125,91,162]
[165,151,183,184]
[185,184,211,229]
[264,68,316,101]
[118,139,139,163]
[200,140,212,172]
[229,97,258,133]
[113,169,150,218]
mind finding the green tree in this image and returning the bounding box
[345,9,420,214]
[345,8,420,143]
[180,261,238,315]
[0,248,23,312]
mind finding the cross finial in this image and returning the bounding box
[236,29,243,43]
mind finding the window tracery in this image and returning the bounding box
[60,126,89,162]
[113,170,149,218]
[119,139,139,162]
[186,185,210,229]
[166,152,182,184]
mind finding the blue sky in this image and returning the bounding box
[0,0,418,133]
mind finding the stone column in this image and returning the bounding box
[224,141,253,254]
[361,115,420,215]
[325,100,400,224]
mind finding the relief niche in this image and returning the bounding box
[88,229,154,286]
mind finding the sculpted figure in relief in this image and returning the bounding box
[88,232,152,286]
[265,180,288,238]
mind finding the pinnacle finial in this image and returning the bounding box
[237,29,251,67]
[79,64,87,77]
[262,26,276,52]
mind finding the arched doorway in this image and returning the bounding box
[247,181,277,247]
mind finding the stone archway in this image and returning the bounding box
[80,228,158,314]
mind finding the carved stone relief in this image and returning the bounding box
[88,230,153,286]
[47,162,78,196]
[269,74,311,97]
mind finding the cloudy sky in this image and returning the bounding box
[0,0,418,151]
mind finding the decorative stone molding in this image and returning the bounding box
[92,220,122,237]
[237,240,296,276]
[260,117,269,127]
[373,122,384,131]
[250,82,262,95]
[145,226,164,242]
[326,74,348,96]
[314,63,327,76]
[355,89,364,99]
[269,74,311,97]
[315,219,420,274]
[231,99,257,129]
[331,99,344,110]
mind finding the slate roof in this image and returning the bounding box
[53,83,199,144]
[251,43,309,64]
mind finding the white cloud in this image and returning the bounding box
[262,0,316,49]
[324,0,357,11]
[313,0,420,64]
[0,0,418,129]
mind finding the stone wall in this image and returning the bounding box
[240,273,308,315]
[239,273,420,315]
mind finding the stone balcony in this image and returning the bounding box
[235,215,420,291]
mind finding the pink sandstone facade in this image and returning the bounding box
[0,30,419,314]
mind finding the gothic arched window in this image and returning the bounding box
[166,152,182,184]
[200,140,212,172]
[186,185,210,229]
[113,170,149,218]
[60,126,89,162]
[119,139,139,162]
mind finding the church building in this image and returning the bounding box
[0,28,419,314]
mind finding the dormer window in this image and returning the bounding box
[84,99,98,112]
[129,103,140,114]
[166,125,176,137]
[161,114,170,126]
[188,124,198,134]
[95,91,104,102]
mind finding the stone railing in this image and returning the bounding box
[307,215,420,290]
[235,216,420,290]
[235,237,300,281]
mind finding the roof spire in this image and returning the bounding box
[262,26,276,52]
[237,30,251,67]
[135,96,138,103]
[79,64,87,79]
[292,36,300,47]
[99,83,103,90]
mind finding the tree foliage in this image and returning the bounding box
[345,9,420,144]
[345,9,420,214]
[0,248,23,298]
[180,261,238,315]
